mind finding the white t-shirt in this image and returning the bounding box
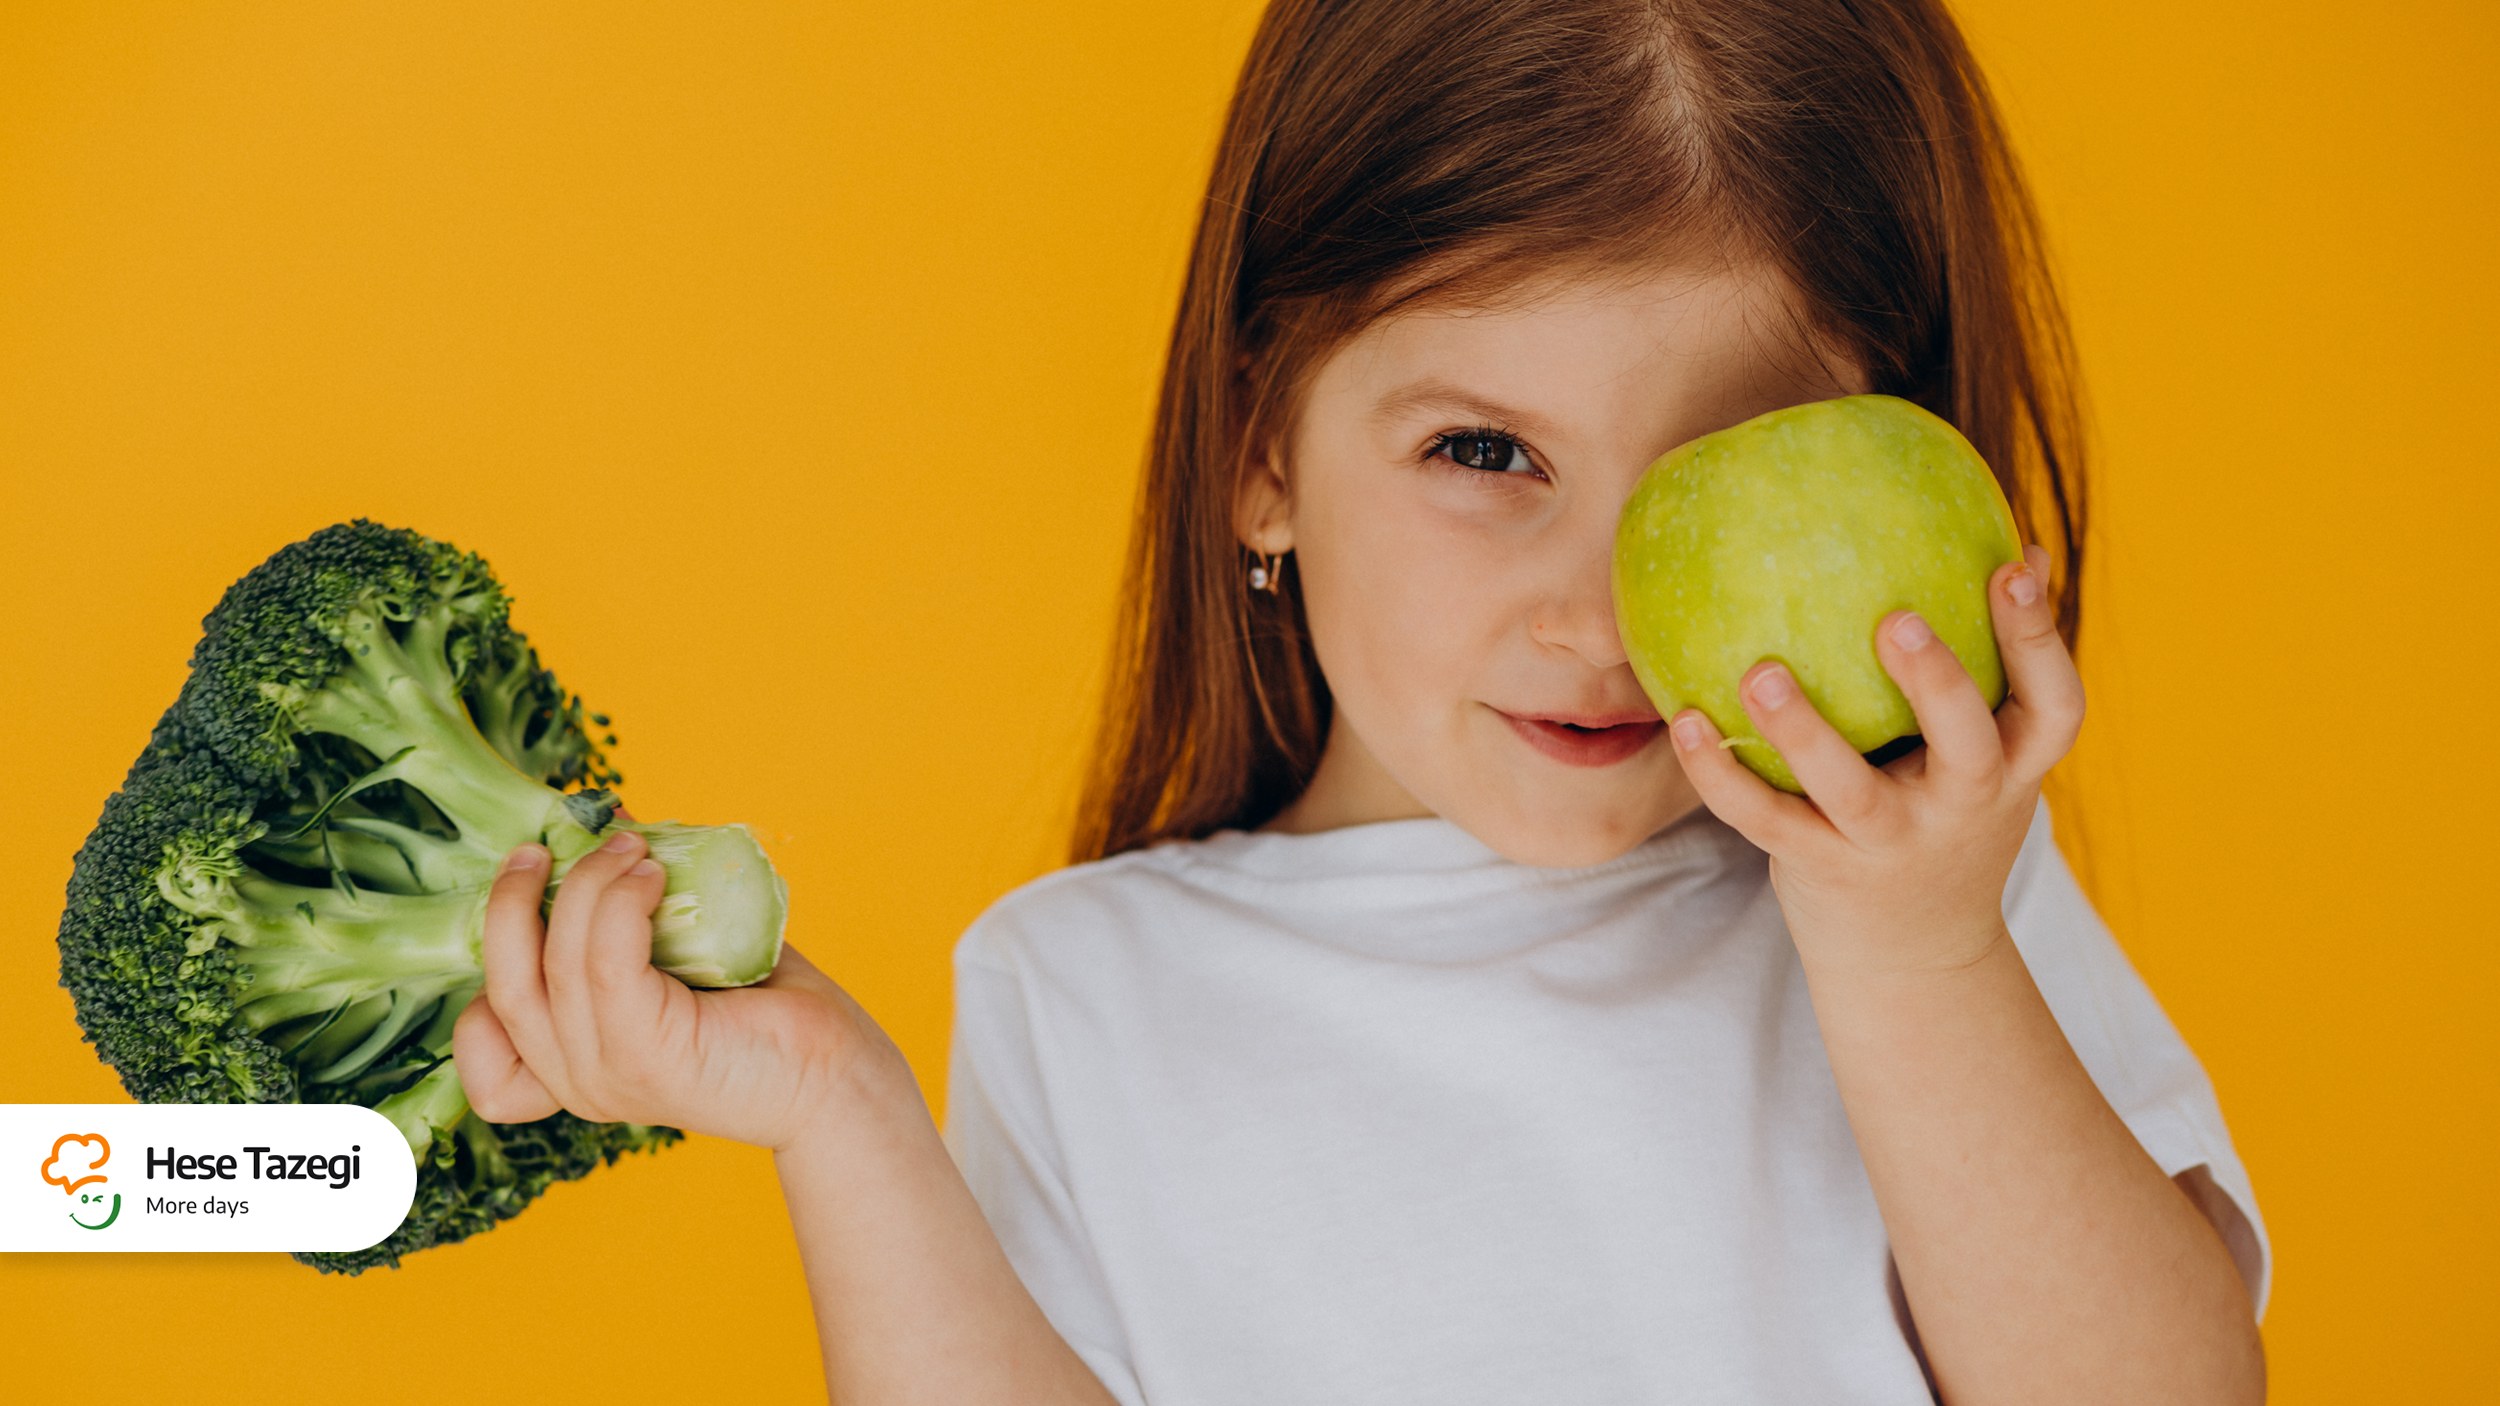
[941,798,2269,1405]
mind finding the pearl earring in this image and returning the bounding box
[1248,549,1283,593]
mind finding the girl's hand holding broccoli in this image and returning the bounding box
[450,829,1120,1404]
[1667,543,2083,977]
[452,828,899,1149]
[450,825,1115,1390]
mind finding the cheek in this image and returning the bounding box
[1297,472,1514,729]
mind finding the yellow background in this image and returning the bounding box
[1,2,2489,1398]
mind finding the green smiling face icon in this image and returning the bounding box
[71,1190,121,1230]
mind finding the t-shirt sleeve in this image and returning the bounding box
[941,921,1148,1406]
[2001,797,2273,1321]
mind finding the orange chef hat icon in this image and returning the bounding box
[41,1133,111,1195]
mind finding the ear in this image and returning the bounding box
[1230,352,1295,555]
[1233,438,1294,556]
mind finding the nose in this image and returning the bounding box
[1528,503,1631,670]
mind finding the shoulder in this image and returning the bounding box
[952,836,1215,978]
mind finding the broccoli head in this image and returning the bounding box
[56,519,787,1273]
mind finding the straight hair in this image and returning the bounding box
[1071,0,2089,865]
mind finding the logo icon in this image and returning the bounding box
[41,1133,120,1230]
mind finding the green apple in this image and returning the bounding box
[1612,394,2023,793]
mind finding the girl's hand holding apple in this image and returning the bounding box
[1667,542,2084,978]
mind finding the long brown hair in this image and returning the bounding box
[1070,0,2089,866]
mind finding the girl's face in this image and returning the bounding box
[1240,260,1868,866]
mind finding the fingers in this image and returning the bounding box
[477,844,570,1100]
[451,996,561,1123]
[578,855,681,1110]
[540,829,663,1088]
[1872,609,2004,794]
[586,858,673,1000]
[1735,661,1893,834]
[1990,545,2085,779]
[1668,704,1826,849]
[474,829,673,1126]
[1675,550,2079,866]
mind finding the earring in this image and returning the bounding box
[1248,549,1283,593]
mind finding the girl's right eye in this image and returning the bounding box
[1426,428,1542,480]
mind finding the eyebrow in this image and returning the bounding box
[1367,379,1560,440]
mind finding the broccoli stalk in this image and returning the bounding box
[185,564,783,1021]
[57,520,788,1273]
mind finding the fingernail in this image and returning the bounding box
[601,831,639,853]
[1747,665,1797,709]
[503,845,545,872]
[2007,566,2041,607]
[1671,714,1708,752]
[1890,612,1934,651]
[628,858,662,879]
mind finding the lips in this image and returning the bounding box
[1495,708,1665,767]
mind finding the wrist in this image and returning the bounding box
[772,1021,927,1158]
[1790,910,2013,986]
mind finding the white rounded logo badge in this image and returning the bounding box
[0,1104,415,1253]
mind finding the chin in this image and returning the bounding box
[1461,794,1667,869]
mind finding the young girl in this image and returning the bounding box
[453,0,2270,1399]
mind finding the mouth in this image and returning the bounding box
[1492,707,1666,768]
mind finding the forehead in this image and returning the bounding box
[1306,259,1852,444]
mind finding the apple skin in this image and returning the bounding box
[1612,394,2024,794]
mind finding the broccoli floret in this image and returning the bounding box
[56,519,787,1274]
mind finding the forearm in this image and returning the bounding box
[1798,926,2263,1406]
[775,1038,1118,1406]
